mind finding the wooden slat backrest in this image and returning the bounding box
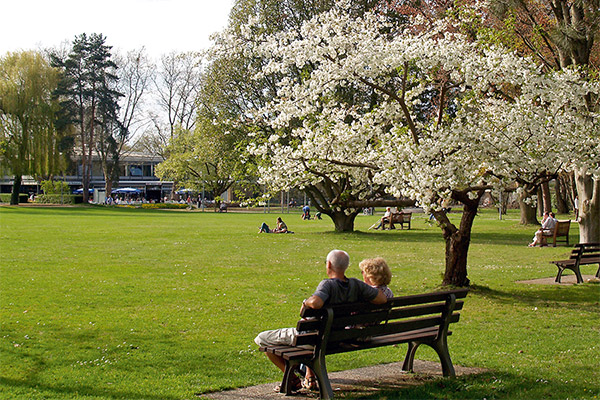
[293,289,468,349]
[328,314,461,343]
[574,243,600,248]
[580,254,600,262]
[567,244,600,261]
[580,244,600,254]
[554,221,571,236]
[568,247,584,260]
[331,301,464,329]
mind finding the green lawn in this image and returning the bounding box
[0,206,598,399]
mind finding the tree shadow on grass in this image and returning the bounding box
[470,283,600,309]
[340,369,588,399]
[308,230,446,244]
[308,228,538,248]
[0,345,181,400]
[0,375,180,400]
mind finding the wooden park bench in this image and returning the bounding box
[542,220,571,247]
[260,288,469,399]
[390,211,412,230]
[551,243,600,283]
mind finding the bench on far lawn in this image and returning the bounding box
[260,289,469,399]
[390,212,412,230]
[551,243,600,283]
[542,220,571,247]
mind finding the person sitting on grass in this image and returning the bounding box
[259,217,289,233]
[254,250,388,393]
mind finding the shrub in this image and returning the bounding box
[0,193,28,203]
[141,203,189,210]
[40,180,69,195]
[34,194,77,205]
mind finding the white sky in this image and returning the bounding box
[1,0,236,60]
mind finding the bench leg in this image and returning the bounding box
[431,336,456,377]
[555,266,564,283]
[310,355,334,400]
[281,361,300,395]
[402,341,420,372]
[596,265,600,279]
[574,266,584,284]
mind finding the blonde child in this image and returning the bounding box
[359,257,393,298]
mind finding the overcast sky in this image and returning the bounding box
[1,0,235,59]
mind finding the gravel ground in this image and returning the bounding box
[516,274,599,285]
[201,360,487,400]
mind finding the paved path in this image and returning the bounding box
[201,360,486,399]
[516,274,599,285]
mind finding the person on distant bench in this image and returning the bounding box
[254,250,388,393]
[369,207,392,230]
[529,212,557,247]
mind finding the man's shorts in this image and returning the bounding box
[254,327,297,347]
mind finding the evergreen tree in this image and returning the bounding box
[52,33,122,202]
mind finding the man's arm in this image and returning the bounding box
[302,295,324,311]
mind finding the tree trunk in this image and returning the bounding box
[327,210,359,232]
[541,181,552,213]
[436,190,483,287]
[10,175,22,205]
[104,167,114,196]
[555,174,570,214]
[575,168,600,243]
[519,185,539,225]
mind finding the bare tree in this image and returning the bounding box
[96,48,155,194]
[154,51,203,139]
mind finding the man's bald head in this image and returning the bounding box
[326,250,350,273]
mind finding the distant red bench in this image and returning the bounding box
[389,212,412,230]
[542,220,570,247]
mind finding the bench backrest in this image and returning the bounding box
[568,243,600,258]
[553,220,571,237]
[572,243,600,263]
[391,212,411,222]
[294,289,468,355]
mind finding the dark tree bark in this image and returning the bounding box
[325,209,361,232]
[519,184,539,225]
[434,189,485,287]
[555,174,570,214]
[10,176,21,205]
[575,168,600,243]
[541,181,552,213]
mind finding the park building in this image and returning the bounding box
[0,151,175,202]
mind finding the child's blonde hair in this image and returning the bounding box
[359,257,392,286]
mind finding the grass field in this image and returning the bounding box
[0,206,598,399]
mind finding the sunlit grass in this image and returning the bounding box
[0,206,597,399]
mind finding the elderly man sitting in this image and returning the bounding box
[254,249,388,392]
